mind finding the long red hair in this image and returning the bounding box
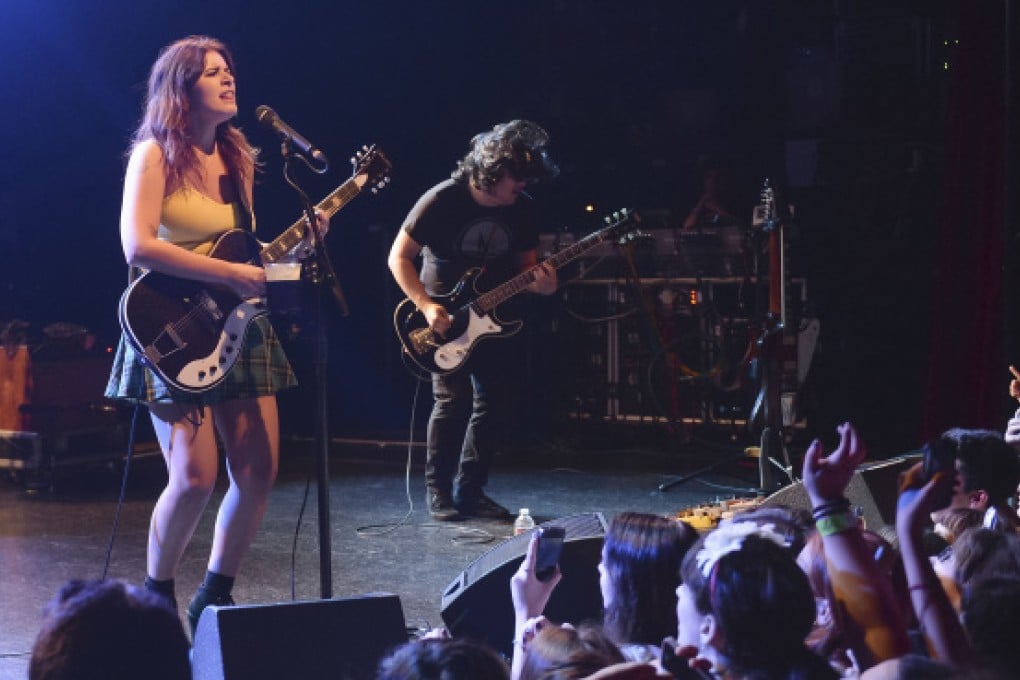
[130,35,256,198]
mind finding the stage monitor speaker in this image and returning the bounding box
[440,512,608,658]
[762,455,919,531]
[191,592,406,680]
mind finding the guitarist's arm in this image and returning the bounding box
[120,140,266,300]
[387,229,451,337]
[517,250,558,295]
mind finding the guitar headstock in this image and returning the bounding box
[602,208,644,244]
[752,178,776,227]
[351,144,392,194]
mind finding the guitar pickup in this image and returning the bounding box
[408,328,440,354]
[194,291,225,333]
[143,324,188,365]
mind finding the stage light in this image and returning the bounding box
[584,204,595,213]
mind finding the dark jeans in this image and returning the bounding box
[425,339,516,501]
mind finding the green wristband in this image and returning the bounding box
[816,513,854,537]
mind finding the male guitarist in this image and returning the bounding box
[388,120,559,521]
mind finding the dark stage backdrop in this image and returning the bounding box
[0,0,988,452]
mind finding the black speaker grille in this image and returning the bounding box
[192,592,406,680]
[440,512,608,658]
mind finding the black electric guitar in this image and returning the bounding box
[119,145,391,393]
[394,209,641,375]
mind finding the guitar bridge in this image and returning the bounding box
[408,328,439,354]
[143,324,187,365]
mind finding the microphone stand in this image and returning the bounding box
[278,140,347,599]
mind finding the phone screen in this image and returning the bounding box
[534,526,565,581]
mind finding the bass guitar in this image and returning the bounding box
[394,209,640,375]
[119,145,391,393]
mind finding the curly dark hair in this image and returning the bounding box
[451,120,559,190]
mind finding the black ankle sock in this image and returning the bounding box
[187,571,235,637]
[188,571,234,615]
[144,576,176,600]
[199,570,235,597]
[144,576,177,611]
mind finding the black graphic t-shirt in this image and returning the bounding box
[401,179,539,297]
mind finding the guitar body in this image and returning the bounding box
[393,209,639,375]
[394,268,522,375]
[119,230,267,394]
[116,145,392,394]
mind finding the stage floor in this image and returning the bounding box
[0,435,758,678]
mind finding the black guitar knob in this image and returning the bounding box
[198,371,206,380]
[225,346,234,353]
[209,366,217,375]
[230,333,238,341]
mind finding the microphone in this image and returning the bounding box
[254,105,328,169]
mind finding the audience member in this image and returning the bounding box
[960,576,1020,677]
[510,513,696,679]
[952,527,1020,588]
[29,579,190,680]
[800,423,910,673]
[730,504,813,557]
[599,513,698,660]
[798,529,908,675]
[676,521,838,679]
[377,638,509,680]
[896,459,973,666]
[518,623,624,680]
[937,429,1019,528]
[930,507,984,546]
[858,654,959,679]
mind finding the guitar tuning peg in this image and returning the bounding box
[363,144,370,152]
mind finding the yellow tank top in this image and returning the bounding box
[157,186,250,256]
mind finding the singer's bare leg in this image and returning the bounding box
[207,395,279,576]
[146,395,278,580]
[147,403,219,581]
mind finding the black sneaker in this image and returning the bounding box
[458,493,512,520]
[427,490,461,521]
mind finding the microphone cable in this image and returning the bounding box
[101,403,142,581]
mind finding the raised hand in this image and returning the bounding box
[802,422,868,506]
[510,532,562,622]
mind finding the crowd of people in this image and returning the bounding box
[29,414,1020,679]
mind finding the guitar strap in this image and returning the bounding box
[231,168,255,233]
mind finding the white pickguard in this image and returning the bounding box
[174,299,265,389]
[432,309,502,372]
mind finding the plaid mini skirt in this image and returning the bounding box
[105,315,297,406]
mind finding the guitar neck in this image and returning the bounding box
[259,177,363,264]
[474,229,611,313]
